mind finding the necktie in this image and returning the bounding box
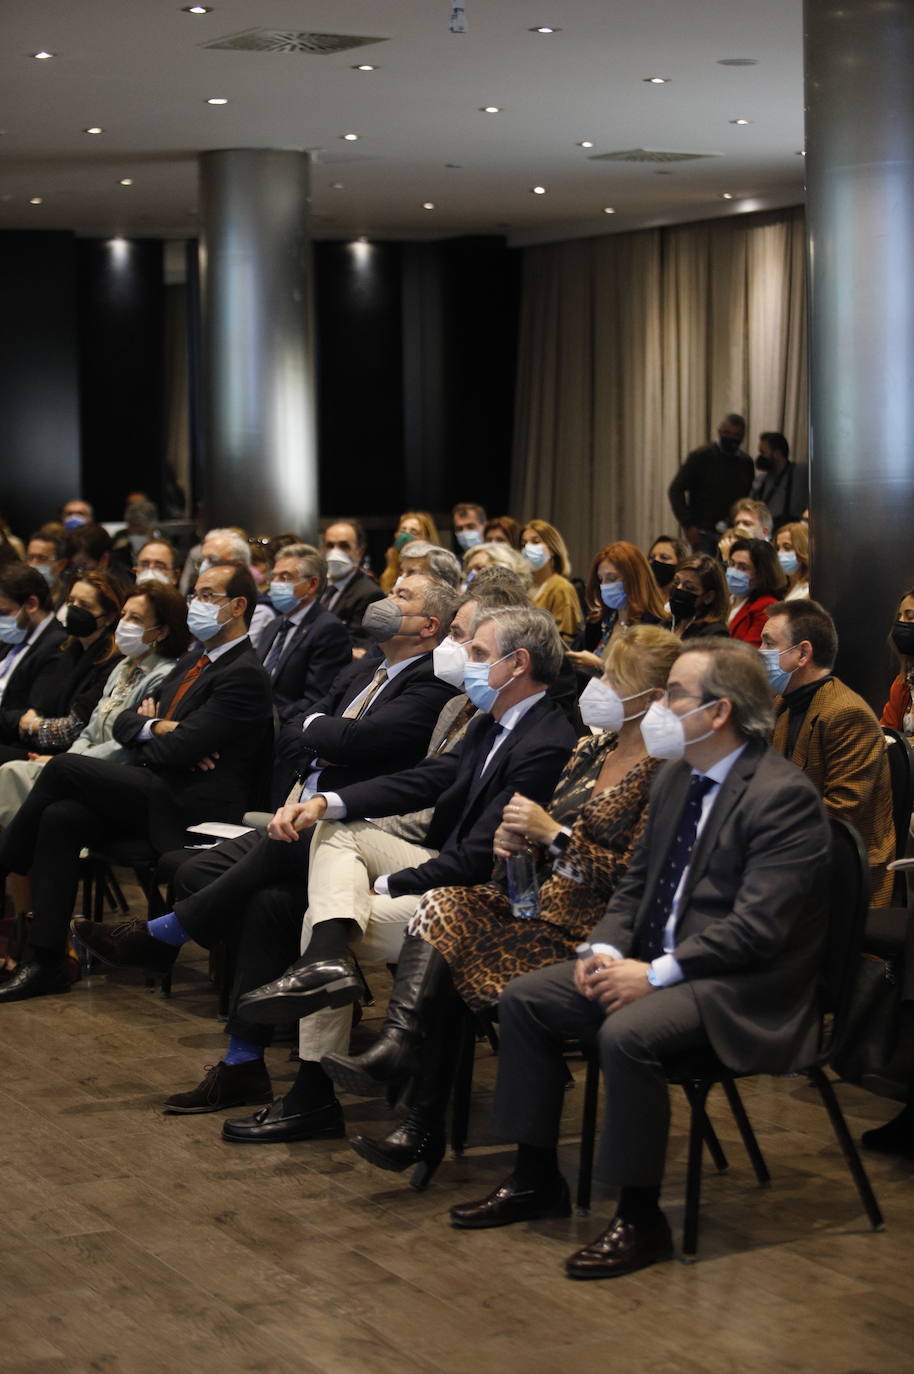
[636,774,716,962]
[434,699,478,753]
[479,720,506,775]
[320,585,338,608]
[343,666,388,720]
[162,653,209,720]
[264,618,293,677]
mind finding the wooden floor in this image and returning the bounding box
[0,916,912,1374]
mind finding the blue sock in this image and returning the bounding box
[147,911,190,946]
[224,1036,264,1067]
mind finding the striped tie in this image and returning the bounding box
[342,666,388,720]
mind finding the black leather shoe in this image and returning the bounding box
[564,1212,673,1279]
[321,1029,418,1098]
[0,959,70,1003]
[222,1096,345,1143]
[450,1174,571,1229]
[70,917,178,974]
[163,1059,273,1114]
[352,1112,446,1191]
[861,1113,914,1159]
[237,954,361,1024]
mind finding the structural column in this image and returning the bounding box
[198,149,316,536]
[805,1,914,707]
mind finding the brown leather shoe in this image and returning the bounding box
[70,917,178,974]
[564,1212,673,1279]
[163,1059,273,1115]
[450,1174,570,1229]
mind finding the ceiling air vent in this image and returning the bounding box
[204,29,387,55]
[588,148,721,163]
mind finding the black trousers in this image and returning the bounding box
[173,832,310,1046]
[0,753,186,956]
[493,961,708,1189]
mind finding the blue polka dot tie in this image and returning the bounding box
[637,774,716,963]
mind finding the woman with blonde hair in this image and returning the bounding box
[462,541,532,591]
[567,540,667,677]
[520,518,581,645]
[379,511,440,592]
[774,522,810,601]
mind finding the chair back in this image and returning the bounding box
[246,708,280,813]
[819,816,871,1063]
[882,727,914,901]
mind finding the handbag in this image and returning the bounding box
[831,952,904,1086]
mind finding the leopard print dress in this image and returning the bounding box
[409,734,660,1011]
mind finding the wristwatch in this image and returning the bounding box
[547,827,572,859]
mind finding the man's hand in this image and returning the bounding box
[267,795,328,843]
[151,719,180,736]
[27,753,52,764]
[565,649,602,677]
[574,951,618,999]
[18,709,41,734]
[193,751,221,772]
[137,697,158,719]
[586,958,653,1014]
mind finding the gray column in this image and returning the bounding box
[805,0,914,708]
[198,149,316,536]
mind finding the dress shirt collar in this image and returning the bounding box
[204,633,249,664]
[494,688,546,733]
[381,650,428,681]
[692,741,747,787]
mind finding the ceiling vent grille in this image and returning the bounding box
[204,29,387,55]
[589,148,721,163]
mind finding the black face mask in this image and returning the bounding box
[65,605,99,638]
[891,622,914,658]
[650,559,676,589]
[669,587,700,621]
[718,435,741,455]
[755,454,774,472]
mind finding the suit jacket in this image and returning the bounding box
[591,740,831,1076]
[773,675,894,905]
[728,594,778,647]
[253,600,352,722]
[325,571,384,648]
[336,694,578,897]
[113,637,273,824]
[0,618,68,740]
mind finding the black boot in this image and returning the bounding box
[320,935,449,1096]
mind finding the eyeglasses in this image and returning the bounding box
[187,591,230,605]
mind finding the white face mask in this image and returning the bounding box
[433,636,469,688]
[325,550,354,582]
[135,567,171,586]
[115,619,156,659]
[579,678,650,734]
[640,698,719,760]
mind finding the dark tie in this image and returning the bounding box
[479,720,506,776]
[320,585,338,608]
[264,618,293,677]
[636,774,716,962]
[162,653,210,719]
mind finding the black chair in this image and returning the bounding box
[882,727,914,903]
[575,817,885,1259]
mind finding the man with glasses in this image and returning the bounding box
[451,638,829,1281]
[253,544,351,720]
[133,539,179,587]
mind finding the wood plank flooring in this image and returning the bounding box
[0,905,911,1374]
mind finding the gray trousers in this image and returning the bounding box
[493,961,709,1188]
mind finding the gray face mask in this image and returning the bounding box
[361,597,404,642]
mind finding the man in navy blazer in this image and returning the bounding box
[252,544,352,722]
[320,519,384,650]
[0,563,68,745]
[0,561,273,1003]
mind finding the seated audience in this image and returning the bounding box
[320,625,681,1185]
[880,586,914,735]
[717,526,741,564]
[774,522,810,601]
[730,498,773,542]
[60,499,94,531]
[253,544,352,721]
[380,511,440,593]
[189,528,274,640]
[320,519,384,649]
[451,503,487,552]
[25,530,67,607]
[567,541,666,677]
[521,519,582,646]
[111,498,160,572]
[0,561,272,1003]
[462,541,531,590]
[761,599,894,904]
[751,431,808,530]
[134,538,179,587]
[399,540,462,589]
[646,535,689,593]
[448,639,830,1279]
[726,538,786,646]
[247,537,272,589]
[0,563,68,746]
[668,555,730,639]
[483,516,523,549]
[63,523,134,600]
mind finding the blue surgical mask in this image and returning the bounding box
[522,542,550,571]
[63,514,88,531]
[726,566,751,598]
[600,580,627,611]
[759,644,798,695]
[268,580,300,614]
[456,529,483,552]
[463,651,514,713]
[777,550,799,577]
[0,614,27,646]
[187,598,224,643]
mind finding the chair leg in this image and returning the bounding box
[808,1065,884,1231]
[104,869,130,915]
[680,1080,729,1172]
[721,1079,771,1186]
[449,1008,477,1157]
[682,1080,712,1260]
[576,1050,600,1215]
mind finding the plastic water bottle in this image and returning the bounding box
[506,851,539,919]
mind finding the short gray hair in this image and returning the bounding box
[678,639,774,741]
[400,540,462,589]
[463,541,533,587]
[204,528,251,566]
[474,605,564,687]
[411,573,458,642]
[275,542,327,596]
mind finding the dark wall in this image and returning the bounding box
[0,231,81,536]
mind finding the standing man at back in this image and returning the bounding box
[668,414,754,555]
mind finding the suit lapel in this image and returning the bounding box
[275,603,318,678]
[678,742,761,907]
[464,703,540,812]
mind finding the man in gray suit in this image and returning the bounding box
[450,638,830,1279]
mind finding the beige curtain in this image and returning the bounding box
[512,206,808,571]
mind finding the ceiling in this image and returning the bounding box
[0,0,807,246]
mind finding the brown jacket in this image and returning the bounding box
[773,675,894,905]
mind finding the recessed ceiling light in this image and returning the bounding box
[330,182,344,190]
[480,106,501,114]
[531,185,547,195]
[602,206,615,215]
[84,127,104,135]
[796,149,806,157]
[530,26,560,34]
[717,57,758,67]
[422,202,435,210]
[205,97,228,105]
[341,132,360,141]
[720,192,734,200]
[644,76,670,84]
[182,5,212,12]
[352,63,376,71]
[32,51,55,60]
[29,197,43,205]
[119,178,133,186]
[577,140,594,149]
[729,118,753,125]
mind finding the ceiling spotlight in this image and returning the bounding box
[480,106,501,114]
[205,97,228,105]
[341,132,360,141]
[530,26,560,34]
[330,182,344,190]
[643,76,670,84]
[182,5,212,12]
[796,149,806,156]
[720,192,734,200]
[602,206,615,215]
[531,185,547,195]
[729,118,753,125]
[84,127,104,135]
[577,140,594,149]
[422,202,435,210]
[29,196,43,204]
[32,51,55,60]
[352,63,376,71]
[119,178,134,186]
